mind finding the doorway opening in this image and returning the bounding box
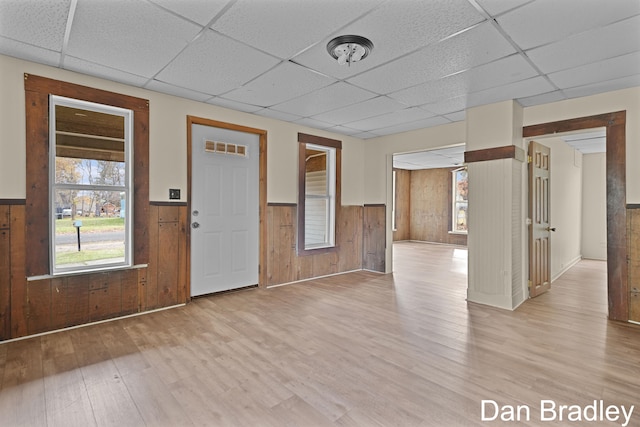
[391,145,468,283]
[186,116,268,297]
[523,111,627,321]
[526,129,607,300]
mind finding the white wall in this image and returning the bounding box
[0,54,365,205]
[581,153,607,260]
[539,137,584,280]
[524,87,640,203]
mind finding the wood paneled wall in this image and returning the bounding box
[363,205,386,272]
[393,169,411,241]
[0,202,188,340]
[267,204,363,285]
[394,168,467,246]
[628,207,640,322]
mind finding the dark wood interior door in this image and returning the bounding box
[529,141,552,298]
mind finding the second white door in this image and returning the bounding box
[190,123,259,296]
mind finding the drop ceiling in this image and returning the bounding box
[1,0,638,139]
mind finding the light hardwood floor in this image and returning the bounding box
[1,242,639,426]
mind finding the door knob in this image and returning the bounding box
[192,222,200,229]
[546,227,556,232]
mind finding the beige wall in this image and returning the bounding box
[544,137,583,280]
[0,54,365,205]
[581,153,607,260]
[524,87,640,203]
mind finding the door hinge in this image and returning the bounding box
[528,280,532,289]
[527,155,532,163]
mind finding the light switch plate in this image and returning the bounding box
[169,189,180,200]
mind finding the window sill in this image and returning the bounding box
[27,263,148,281]
[448,231,468,236]
[297,245,337,257]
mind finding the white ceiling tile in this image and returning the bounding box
[443,111,466,122]
[527,15,640,74]
[144,79,212,102]
[206,97,263,113]
[389,54,537,106]
[421,96,469,115]
[148,0,230,26]
[326,125,363,136]
[347,22,516,94]
[67,0,202,77]
[344,107,435,131]
[291,0,485,81]
[293,117,334,130]
[516,90,566,107]
[0,36,61,66]
[312,96,407,125]
[213,0,383,59]
[223,62,335,106]
[353,131,381,139]
[562,74,640,100]
[254,108,303,122]
[548,51,640,89]
[270,82,377,117]
[475,0,530,16]
[156,30,280,95]
[0,0,71,51]
[497,0,640,50]
[467,76,556,107]
[371,116,451,137]
[63,56,150,87]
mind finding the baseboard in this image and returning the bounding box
[0,303,185,345]
[551,256,582,283]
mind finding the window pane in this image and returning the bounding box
[305,149,327,196]
[56,157,125,186]
[305,197,328,247]
[53,189,126,269]
[454,202,468,232]
[453,168,468,233]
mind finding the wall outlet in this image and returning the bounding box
[169,189,180,200]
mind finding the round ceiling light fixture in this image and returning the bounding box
[326,35,373,66]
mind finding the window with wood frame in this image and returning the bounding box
[49,95,133,274]
[297,133,341,255]
[452,167,468,234]
[24,74,149,277]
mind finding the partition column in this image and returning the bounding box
[465,101,527,310]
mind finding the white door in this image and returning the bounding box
[191,124,259,296]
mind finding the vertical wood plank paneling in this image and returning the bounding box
[0,208,10,339]
[27,280,52,334]
[89,272,122,322]
[50,277,67,330]
[336,206,363,272]
[267,204,366,286]
[65,275,91,327]
[147,205,159,309]
[408,168,467,246]
[158,222,179,307]
[393,169,411,241]
[24,88,50,277]
[121,269,139,315]
[178,206,188,303]
[363,205,386,272]
[10,205,27,338]
[628,208,640,322]
[607,121,628,321]
[138,268,147,312]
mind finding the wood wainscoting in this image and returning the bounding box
[266,204,365,286]
[0,201,188,340]
[628,206,640,323]
[363,204,386,272]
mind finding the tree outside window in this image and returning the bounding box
[452,167,468,233]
